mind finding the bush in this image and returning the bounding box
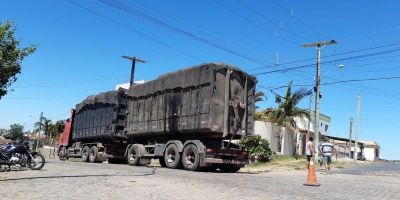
[239,135,272,162]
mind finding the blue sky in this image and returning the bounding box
[1,0,399,159]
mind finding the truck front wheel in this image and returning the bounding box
[164,144,182,169]
[81,146,90,162]
[182,144,200,171]
[59,147,68,161]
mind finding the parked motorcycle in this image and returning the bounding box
[0,141,45,171]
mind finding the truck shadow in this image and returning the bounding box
[0,167,156,182]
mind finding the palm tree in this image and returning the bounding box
[254,91,267,113]
[34,116,52,137]
[264,81,310,155]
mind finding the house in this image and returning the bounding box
[115,80,146,90]
[254,113,331,156]
[0,128,7,136]
[321,135,364,160]
[361,141,380,161]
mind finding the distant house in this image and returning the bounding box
[115,80,146,90]
[0,128,8,136]
[361,141,380,161]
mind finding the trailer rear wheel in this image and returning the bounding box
[164,144,182,169]
[81,146,90,162]
[89,146,99,163]
[127,145,139,166]
[182,144,200,171]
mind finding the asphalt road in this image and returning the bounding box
[0,159,399,200]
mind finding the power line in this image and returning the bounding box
[248,41,400,72]
[98,0,274,66]
[236,0,310,42]
[270,76,400,89]
[270,0,329,39]
[134,0,277,63]
[253,47,400,75]
[65,0,203,62]
[213,0,298,46]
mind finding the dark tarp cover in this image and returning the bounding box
[75,88,126,113]
[128,62,256,97]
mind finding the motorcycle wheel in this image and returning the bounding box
[28,153,45,170]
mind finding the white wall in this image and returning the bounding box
[294,116,331,135]
[254,121,279,153]
[364,147,377,161]
[254,121,296,156]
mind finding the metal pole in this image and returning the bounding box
[348,117,353,158]
[354,95,361,160]
[306,91,312,146]
[130,58,136,86]
[35,112,43,152]
[122,56,146,87]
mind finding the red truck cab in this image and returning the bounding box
[57,110,74,158]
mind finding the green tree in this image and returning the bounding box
[7,123,24,140]
[48,120,64,139]
[0,21,36,99]
[264,82,310,155]
[34,116,52,137]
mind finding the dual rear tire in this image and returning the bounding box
[81,146,90,162]
[81,146,102,163]
[162,143,200,171]
[163,144,182,169]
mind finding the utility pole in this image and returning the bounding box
[303,92,312,155]
[122,56,146,86]
[307,92,312,141]
[35,112,43,152]
[354,95,361,161]
[348,117,353,158]
[303,40,337,161]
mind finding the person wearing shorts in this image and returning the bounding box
[305,137,314,170]
[319,137,336,174]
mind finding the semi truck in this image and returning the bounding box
[57,63,256,172]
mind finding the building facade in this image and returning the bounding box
[254,113,331,156]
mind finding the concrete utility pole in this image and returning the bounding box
[348,117,353,158]
[307,92,312,141]
[35,112,43,152]
[122,56,146,86]
[303,40,337,161]
[354,95,361,161]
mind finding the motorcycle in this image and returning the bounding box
[0,140,45,171]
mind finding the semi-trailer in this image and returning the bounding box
[57,63,256,172]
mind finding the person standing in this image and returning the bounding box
[305,136,314,170]
[319,137,336,174]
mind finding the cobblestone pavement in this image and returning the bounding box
[0,159,399,200]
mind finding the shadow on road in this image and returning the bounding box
[0,166,157,182]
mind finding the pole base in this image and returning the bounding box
[303,183,321,187]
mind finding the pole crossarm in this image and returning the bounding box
[122,55,146,63]
[122,55,147,86]
[303,40,337,48]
